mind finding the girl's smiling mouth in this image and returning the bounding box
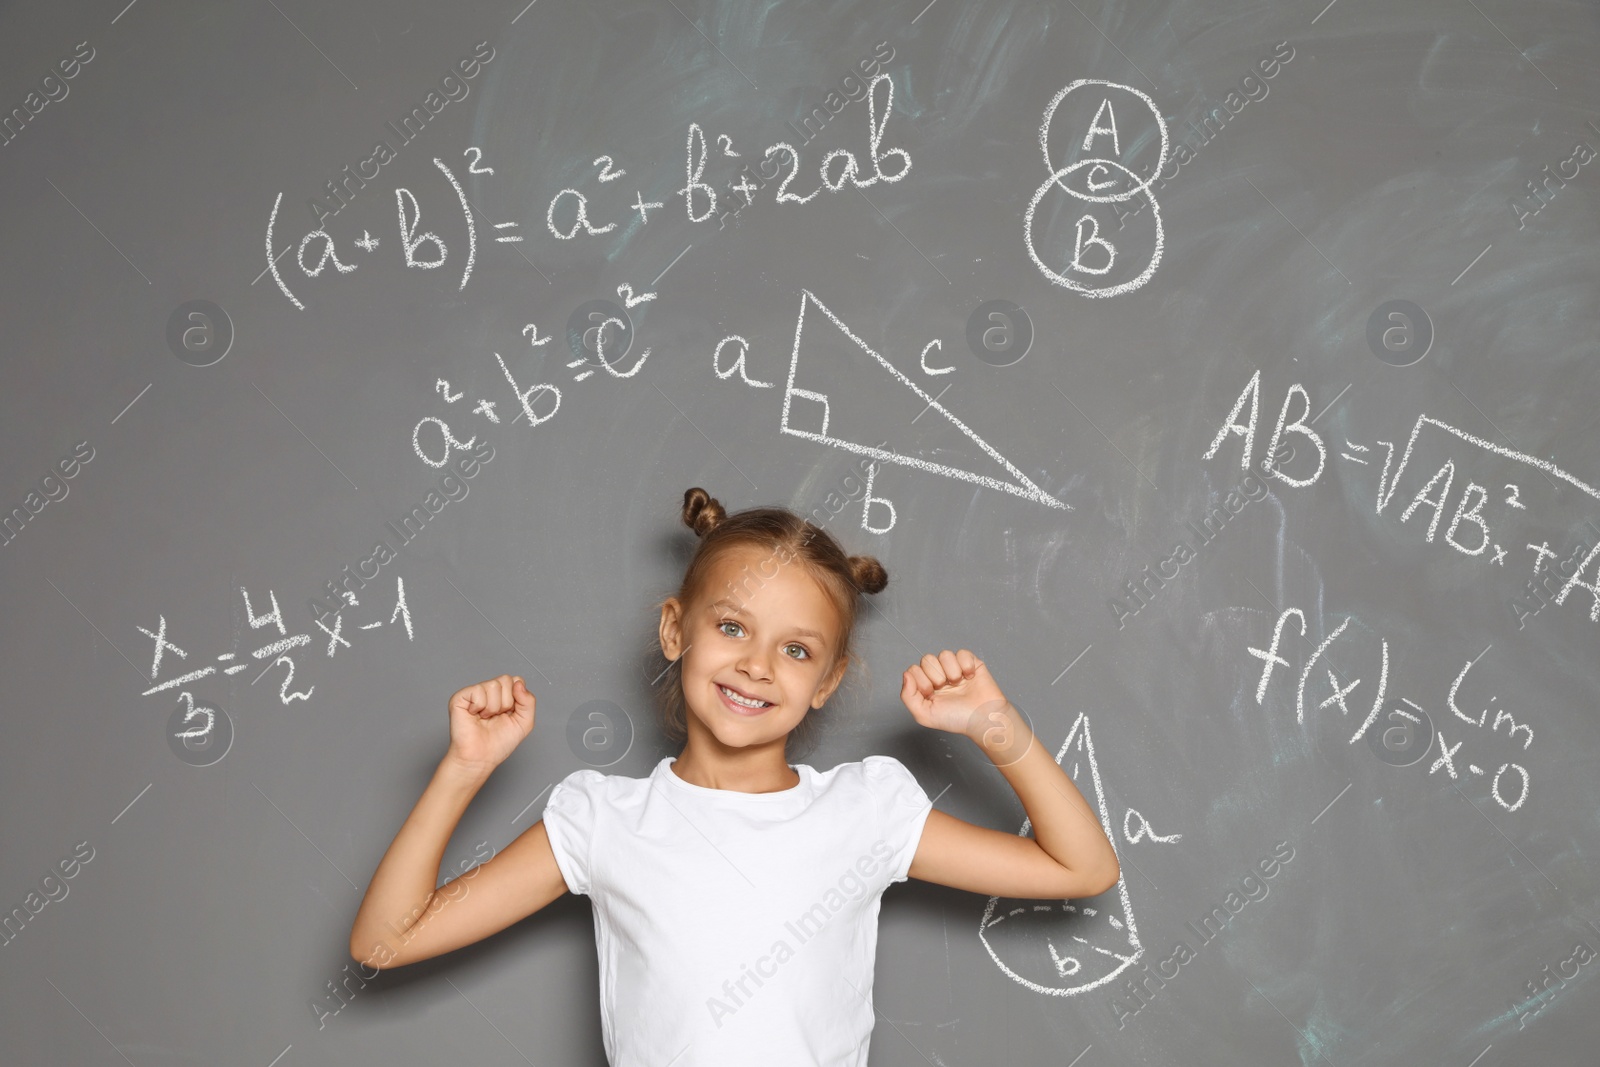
[716,682,775,714]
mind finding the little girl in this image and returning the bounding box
[349,487,1120,1065]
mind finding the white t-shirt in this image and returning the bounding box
[541,754,934,1067]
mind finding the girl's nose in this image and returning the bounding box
[738,649,773,680]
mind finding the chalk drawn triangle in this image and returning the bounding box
[977,712,1142,995]
[779,289,1068,510]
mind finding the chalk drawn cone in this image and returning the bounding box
[977,712,1142,995]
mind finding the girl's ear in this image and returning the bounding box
[812,653,850,708]
[658,597,685,659]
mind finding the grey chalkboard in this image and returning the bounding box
[3,0,1598,1064]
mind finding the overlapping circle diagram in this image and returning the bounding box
[1024,80,1168,298]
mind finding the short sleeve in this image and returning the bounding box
[541,768,605,896]
[862,755,934,885]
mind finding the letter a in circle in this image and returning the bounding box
[1081,98,1120,155]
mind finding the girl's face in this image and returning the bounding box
[659,543,848,753]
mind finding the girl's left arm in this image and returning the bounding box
[900,649,1121,899]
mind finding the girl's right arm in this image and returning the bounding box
[347,674,571,970]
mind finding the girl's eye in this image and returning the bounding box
[717,621,809,660]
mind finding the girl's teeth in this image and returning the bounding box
[721,685,769,707]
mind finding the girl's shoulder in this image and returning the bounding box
[858,753,915,775]
[549,761,663,808]
[826,752,913,783]
[831,752,917,778]
[816,754,929,807]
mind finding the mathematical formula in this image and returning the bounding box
[1204,368,1600,631]
[264,73,912,311]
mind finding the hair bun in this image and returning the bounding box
[681,487,726,539]
[848,554,889,595]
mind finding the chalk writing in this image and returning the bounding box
[1340,412,1600,622]
[269,149,508,308]
[539,74,911,242]
[1511,528,1599,628]
[142,578,415,709]
[548,186,618,239]
[1202,369,1326,487]
[687,73,909,223]
[979,713,1145,995]
[1250,611,1533,812]
[1026,80,1167,297]
[712,42,896,229]
[141,588,311,705]
[713,335,772,389]
[780,289,1066,511]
